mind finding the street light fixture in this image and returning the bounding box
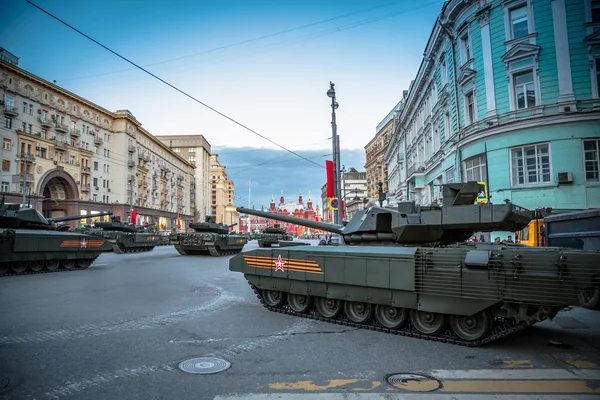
[14,152,36,205]
[327,82,343,243]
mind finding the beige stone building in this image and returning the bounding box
[209,154,238,228]
[365,104,401,198]
[155,135,211,222]
[0,60,194,229]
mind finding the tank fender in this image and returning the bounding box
[417,294,498,316]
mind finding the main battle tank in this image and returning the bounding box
[257,224,293,248]
[0,199,113,276]
[230,182,600,346]
[92,216,160,254]
[170,215,248,256]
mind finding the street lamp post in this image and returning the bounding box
[15,152,36,205]
[327,82,343,243]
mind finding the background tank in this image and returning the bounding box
[92,216,161,254]
[257,223,293,248]
[230,182,600,346]
[169,215,247,256]
[0,198,113,276]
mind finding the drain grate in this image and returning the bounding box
[178,357,231,374]
[386,373,441,392]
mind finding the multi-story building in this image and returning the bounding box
[209,154,237,224]
[0,60,194,229]
[365,101,402,198]
[320,170,369,222]
[0,47,19,66]
[384,94,407,202]
[386,0,600,210]
[156,135,211,221]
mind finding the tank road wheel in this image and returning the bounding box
[61,259,76,270]
[0,263,9,275]
[316,297,343,319]
[77,258,94,269]
[375,305,408,329]
[11,262,28,273]
[30,260,45,272]
[262,290,286,308]
[344,301,373,324]
[288,294,314,313]
[45,259,60,271]
[410,310,446,335]
[578,288,600,310]
[449,311,492,342]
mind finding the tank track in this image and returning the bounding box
[248,282,532,347]
[0,256,99,278]
[112,244,156,254]
[208,246,244,257]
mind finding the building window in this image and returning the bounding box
[189,147,196,153]
[445,166,455,183]
[2,160,10,172]
[2,138,10,150]
[28,104,33,115]
[4,95,14,109]
[173,147,180,153]
[1,181,8,192]
[513,70,536,109]
[595,57,600,98]
[584,139,600,181]
[4,117,12,129]
[464,154,487,183]
[441,57,447,86]
[93,161,98,171]
[510,143,551,187]
[464,91,476,125]
[592,0,600,23]
[22,102,27,113]
[509,5,529,39]
[460,31,471,64]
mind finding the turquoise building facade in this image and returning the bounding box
[385,0,600,211]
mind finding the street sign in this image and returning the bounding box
[329,197,339,210]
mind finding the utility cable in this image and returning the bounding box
[55,0,407,83]
[25,0,325,169]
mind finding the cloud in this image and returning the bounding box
[213,146,366,210]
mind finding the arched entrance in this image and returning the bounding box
[37,169,79,219]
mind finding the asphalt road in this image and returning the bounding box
[1,241,599,400]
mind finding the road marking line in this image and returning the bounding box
[437,380,599,394]
[565,359,599,369]
[426,369,600,380]
[500,360,533,368]
[214,394,600,400]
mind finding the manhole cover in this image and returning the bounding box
[178,357,231,374]
[386,373,441,392]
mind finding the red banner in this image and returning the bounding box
[342,200,345,219]
[130,209,136,224]
[326,160,334,198]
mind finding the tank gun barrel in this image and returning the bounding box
[237,207,344,234]
[49,211,113,223]
[229,223,238,228]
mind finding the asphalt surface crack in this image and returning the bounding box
[252,327,359,339]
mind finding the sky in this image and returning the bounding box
[1,0,444,206]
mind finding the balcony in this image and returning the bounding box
[94,136,103,145]
[127,160,136,168]
[70,129,81,137]
[3,106,19,117]
[407,163,426,180]
[12,174,34,183]
[39,117,52,128]
[53,139,66,149]
[81,184,91,192]
[81,166,91,174]
[54,123,69,133]
[128,144,136,153]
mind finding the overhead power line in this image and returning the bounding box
[24,0,324,169]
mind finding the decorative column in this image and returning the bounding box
[551,0,575,104]
[478,9,496,117]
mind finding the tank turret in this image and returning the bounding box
[0,197,113,229]
[263,223,287,234]
[188,215,236,234]
[95,215,139,232]
[237,182,533,246]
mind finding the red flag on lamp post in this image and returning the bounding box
[341,200,345,219]
[326,160,334,198]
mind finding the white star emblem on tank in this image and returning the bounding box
[80,239,87,248]
[274,255,285,271]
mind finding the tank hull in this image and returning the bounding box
[0,228,112,277]
[230,243,600,346]
[257,233,293,247]
[90,231,160,254]
[170,232,248,256]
